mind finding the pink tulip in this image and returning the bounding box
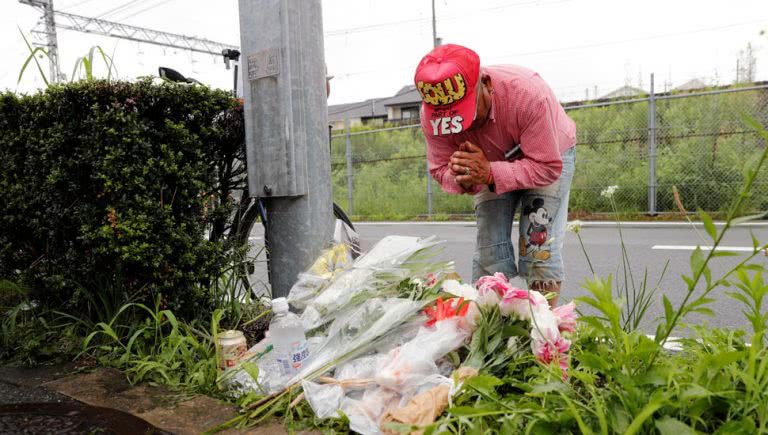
[552,302,577,334]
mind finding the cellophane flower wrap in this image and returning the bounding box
[295,236,454,331]
[240,236,577,435]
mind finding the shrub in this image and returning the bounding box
[0,80,241,320]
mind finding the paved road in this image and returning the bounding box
[247,221,767,334]
[355,222,768,334]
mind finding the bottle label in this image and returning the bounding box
[276,340,309,374]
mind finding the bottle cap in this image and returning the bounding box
[272,297,289,313]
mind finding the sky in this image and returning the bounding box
[3,0,767,105]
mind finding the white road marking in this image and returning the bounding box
[652,245,756,252]
[355,221,768,227]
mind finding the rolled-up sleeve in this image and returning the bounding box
[490,97,562,194]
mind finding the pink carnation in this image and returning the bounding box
[475,273,510,297]
[499,288,535,319]
[552,302,577,334]
[532,336,571,379]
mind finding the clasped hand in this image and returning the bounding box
[450,141,490,188]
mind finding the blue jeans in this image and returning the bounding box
[472,147,576,285]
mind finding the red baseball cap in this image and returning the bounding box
[414,44,480,136]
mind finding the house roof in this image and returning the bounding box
[382,85,422,107]
[673,78,707,92]
[599,85,646,99]
[327,84,424,122]
[327,98,388,122]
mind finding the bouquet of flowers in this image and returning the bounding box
[229,237,577,435]
[293,236,454,331]
[445,273,577,379]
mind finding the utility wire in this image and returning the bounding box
[332,17,768,79]
[325,0,572,37]
[115,0,171,21]
[59,0,100,13]
[489,18,768,62]
[96,0,148,20]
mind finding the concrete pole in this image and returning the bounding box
[239,0,333,298]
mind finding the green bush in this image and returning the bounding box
[0,80,241,320]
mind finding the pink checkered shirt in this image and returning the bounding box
[421,65,576,195]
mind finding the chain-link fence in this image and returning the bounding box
[331,83,768,218]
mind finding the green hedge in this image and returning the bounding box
[0,80,241,319]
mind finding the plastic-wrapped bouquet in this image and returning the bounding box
[294,236,454,331]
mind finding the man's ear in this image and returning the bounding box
[481,73,492,90]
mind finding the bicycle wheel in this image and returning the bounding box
[234,199,271,298]
[237,200,359,296]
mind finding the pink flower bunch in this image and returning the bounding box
[476,273,546,321]
[552,302,577,334]
[473,273,578,380]
[529,303,573,379]
[532,335,571,378]
[474,273,509,306]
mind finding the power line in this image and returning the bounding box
[331,17,768,79]
[324,0,572,37]
[96,0,142,19]
[59,0,99,12]
[488,18,768,62]
[115,0,170,21]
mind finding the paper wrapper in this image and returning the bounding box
[380,367,478,435]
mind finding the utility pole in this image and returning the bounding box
[239,0,333,298]
[20,0,62,82]
[432,0,438,48]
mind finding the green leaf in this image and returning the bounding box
[17,27,49,86]
[655,416,696,435]
[447,405,498,416]
[464,374,503,395]
[529,382,568,395]
[662,295,674,323]
[682,275,695,289]
[712,250,738,257]
[690,247,705,275]
[680,384,712,401]
[577,353,611,371]
[714,418,757,435]
[709,351,744,369]
[624,392,666,435]
[697,209,717,240]
[732,213,767,226]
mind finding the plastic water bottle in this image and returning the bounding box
[269,297,310,379]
